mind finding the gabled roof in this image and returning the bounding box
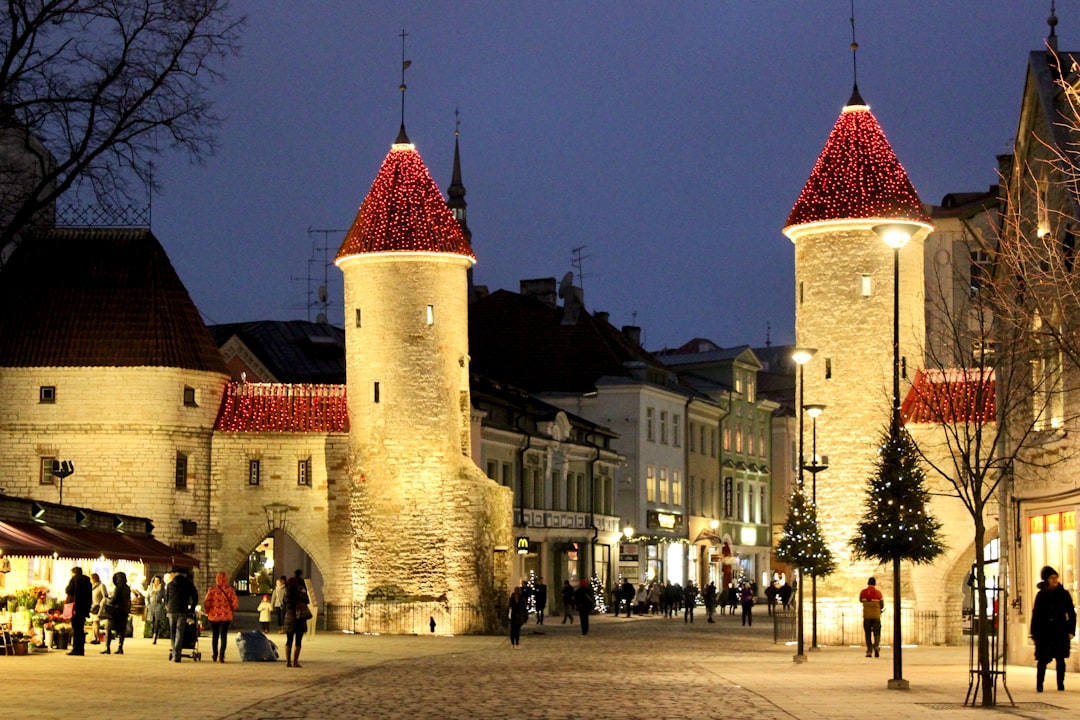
[900,368,995,424]
[784,90,932,234]
[469,289,667,394]
[214,382,349,433]
[209,320,346,384]
[0,228,225,373]
[336,138,475,261]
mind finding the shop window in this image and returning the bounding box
[1029,511,1077,597]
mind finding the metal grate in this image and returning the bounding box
[916,702,1063,711]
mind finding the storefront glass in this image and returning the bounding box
[1029,511,1078,598]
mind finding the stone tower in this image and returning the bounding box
[783,87,933,601]
[335,125,512,633]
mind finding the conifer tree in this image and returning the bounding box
[851,425,945,565]
[776,483,836,577]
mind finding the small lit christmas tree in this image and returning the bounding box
[776,482,835,578]
[524,571,537,615]
[851,425,945,565]
[590,575,607,614]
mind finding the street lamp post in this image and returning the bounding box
[874,222,921,690]
[803,404,827,651]
[791,347,816,663]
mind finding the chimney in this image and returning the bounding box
[594,311,609,324]
[520,277,558,308]
[622,325,641,346]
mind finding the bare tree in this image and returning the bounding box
[910,230,1077,707]
[0,0,244,261]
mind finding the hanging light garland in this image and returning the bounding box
[215,382,350,432]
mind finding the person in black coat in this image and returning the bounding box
[574,580,593,636]
[65,566,93,656]
[534,578,547,625]
[163,567,198,663]
[1030,565,1076,692]
[103,571,132,655]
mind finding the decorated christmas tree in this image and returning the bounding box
[590,575,607,614]
[851,425,945,565]
[776,482,835,577]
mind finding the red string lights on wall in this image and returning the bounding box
[785,102,932,230]
[336,142,475,261]
[214,382,350,432]
[900,368,996,425]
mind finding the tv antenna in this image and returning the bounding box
[571,245,592,294]
[296,228,346,324]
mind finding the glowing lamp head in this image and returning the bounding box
[709,519,720,530]
[791,347,817,366]
[873,222,922,249]
[623,526,634,539]
[804,404,826,419]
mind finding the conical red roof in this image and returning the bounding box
[784,98,931,232]
[336,137,475,261]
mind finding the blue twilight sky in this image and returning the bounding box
[147,1,1070,352]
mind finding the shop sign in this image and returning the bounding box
[646,510,683,530]
[619,543,638,562]
[516,536,531,555]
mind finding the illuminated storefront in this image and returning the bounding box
[1028,510,1078,598]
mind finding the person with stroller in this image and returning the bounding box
[204,571,240,663]
[164,567,198,663]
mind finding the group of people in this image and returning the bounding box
[63,565,312,667]
[509,578,595,646]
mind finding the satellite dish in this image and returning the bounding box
[558,271,574,299]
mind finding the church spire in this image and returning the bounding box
[447,109,471,244]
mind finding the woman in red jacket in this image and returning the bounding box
[203,572,240,663]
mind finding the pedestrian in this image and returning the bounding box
[1031,565,1076,692]
[683,581,697,623]
[163,566,198,663]
[634,583,648,614]
[778,582,792,610]
[574,579,593,635]
[859,576,884,658]
[740,584,755,626]
[258,594,273,632]
[704,581,717,623]
[534,577,547,625]
[145,575,168,643]
[284,573,310,667]
[727,583,739,615]
[271,575,287,633]
[64,566,93,656]
[508,586,528,647]
[647,582,662,615]
[619,578,635,618]
[102,571,131,655]
[561,580,575,624]
[765,582,778,616]
[204,571,240,662]
[89,572,109,644]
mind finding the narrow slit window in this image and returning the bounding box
[426,304,434,325]
[298,459,312,487]
[860,274,872,297]
[248,459,261,486]
[355,308,362,327]
[373,382,380,403]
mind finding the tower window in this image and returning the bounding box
[40,457,56,485]
[825,358,832,380]
[426,304,434,325]
[248,459,261,486]
[183,386,197,406]
[374,382,380,403]
[355,308,362,327]
[175,453,188,490]
[298,459,311,487]
[860,274,872,297]
[39,386,55,403]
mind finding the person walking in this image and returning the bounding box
[618,578,635,618]
[1031,565,1076,692]
[560,580,575,624]
[704,581,717,623]
[271,575,287,633]
[102,571,131,655]
[574,579,593,636]
[89,572,109,645]
[859,576,884,658]
[204,572,240,663]
[683,581,698,623]
[508,586,528,648]
[727,583,739,615]
[534,577,547,625]
[739,583,755,626]
[765,582,778,616]
[284,574,310,667]
[164,567,198,663]
[647,582,662,615]
[145,575,168,644]
[65,566,93,656]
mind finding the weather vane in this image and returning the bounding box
[849,0,859,89]
[399,28,411,129]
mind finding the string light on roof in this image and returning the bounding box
[785,104,932,231]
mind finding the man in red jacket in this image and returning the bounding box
[859,577,884,658]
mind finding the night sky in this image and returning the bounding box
[148,1,1069,351]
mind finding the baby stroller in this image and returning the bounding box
[169,613,203,662]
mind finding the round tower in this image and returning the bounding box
[783,87,932,601]
[335,126,511,633]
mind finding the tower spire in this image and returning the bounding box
[848,0,864,106]
[397,28,411,144]
[1048,0,1059,52]
[447,109,470,243]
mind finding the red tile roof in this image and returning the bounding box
[336,140,475,261]
[0,228,226,373]
[900,368,996,424]
[214,382,349,432]
[785,99,932,232]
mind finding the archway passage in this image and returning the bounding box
[231,529,323,631]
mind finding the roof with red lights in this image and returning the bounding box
[900,368,996,425]
[336,138,475,261]
[785,97,932,231]
[214,382,349,432]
